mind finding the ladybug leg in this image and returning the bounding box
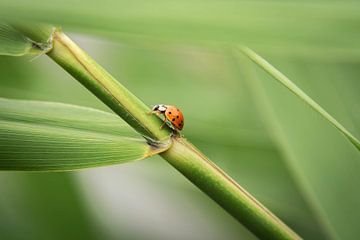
[160,118,167,129]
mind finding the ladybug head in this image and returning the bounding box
[152,104,167,113]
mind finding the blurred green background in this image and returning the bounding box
[0,0,360,239]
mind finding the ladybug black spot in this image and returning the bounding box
[169,112,172,114]
[176,116,179,118]
[172,118,175,121]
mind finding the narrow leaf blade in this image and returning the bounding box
[0,98,169,171]
[238,46,360,151]
[0,22,34,56]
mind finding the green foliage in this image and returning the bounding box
[0,98,168,171]
[0,22,53,57]
[0,0,359,239]
[238,55,360,239]
[239,47,360,151]
[42,30,298,239]
[0,23,37,56]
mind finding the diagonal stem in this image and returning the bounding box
[45,30,301,240]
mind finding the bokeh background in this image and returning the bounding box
[0,1,360,239]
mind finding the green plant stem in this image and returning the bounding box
[46,30,300,240]
[47,31,170,141]
[162,137,300,240]
[238,46,360,151]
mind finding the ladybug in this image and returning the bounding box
[150,104,184,131]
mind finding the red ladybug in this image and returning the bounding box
[150,104,184,131]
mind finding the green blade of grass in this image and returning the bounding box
[0,22,34,56]
[0,22,50,56]
[238,46,360,151]
[1,0,360,59]
[237,53,360,240]
[6,25,301,239]
[0,98,170,171]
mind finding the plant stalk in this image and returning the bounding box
[238,46,360,151]
[46,30,301,240]
[47,30,171,141]
[162,137,300,240]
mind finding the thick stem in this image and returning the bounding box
[162,137,300,240]
[47,31,171,140]
[46,30,301,240]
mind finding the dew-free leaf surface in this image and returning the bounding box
[0,98,169,171]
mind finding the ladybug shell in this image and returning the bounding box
[164,105,184,130]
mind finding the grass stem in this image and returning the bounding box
[45,30,301,240]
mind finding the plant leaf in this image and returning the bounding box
[1,1,360,58]
[239,54,360,239]
[0,98,170,171]
[238,46,360,151]
[0,22,41,56]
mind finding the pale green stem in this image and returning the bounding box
[45,30,300,240]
